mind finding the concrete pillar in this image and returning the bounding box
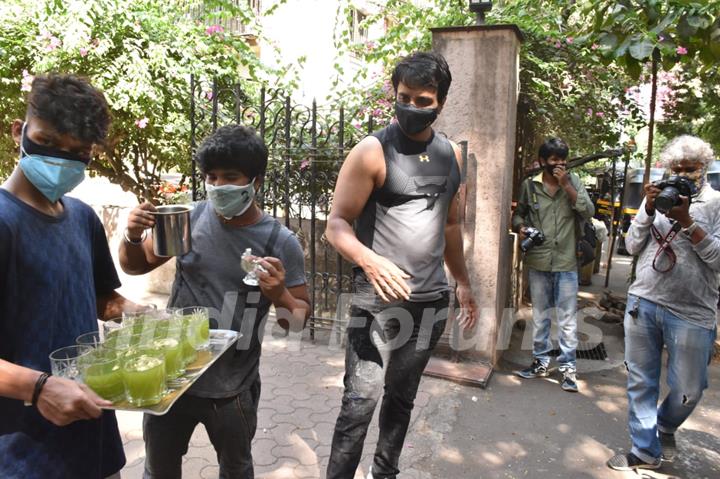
[432,25,523,365]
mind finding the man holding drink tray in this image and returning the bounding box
[0,74,135,478]
[119,124,310,478]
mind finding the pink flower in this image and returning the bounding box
[135,117,149,129]
[591,43,599,50]
[596,111,605,118]
[300,159,310,170]
[21,70,34,92]
[205,25,224,35]
[566,37,574,44]
[79,47,89,57]
[554,41,562,49]
[45,36,61,51]
[205,90,214,101]
[676,46,688,55]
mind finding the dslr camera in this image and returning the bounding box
[653,176,697,214]
[521,227,546,252]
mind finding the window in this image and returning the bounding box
[350,8,368,43]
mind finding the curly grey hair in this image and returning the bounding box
[660,135,715,169]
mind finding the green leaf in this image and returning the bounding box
[625,56,642,80]
[629,39,655,60]
[614,35,633,58]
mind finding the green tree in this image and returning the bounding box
[0,0,291,199]
[329,0,643,181]
[576,0,720,182]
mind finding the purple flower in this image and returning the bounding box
[79,47,89,57]
[596,111,605,118]
[135,118,149,129]
[676,46,688,55]
[586,108,593,116]
[591,43,599,50]
[205,90,214,101]
[300,159,310,170]
[554,41,562,49]
[566,37,574,44]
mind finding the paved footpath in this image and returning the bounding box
[117,320,720,479]
[118,324,448,479]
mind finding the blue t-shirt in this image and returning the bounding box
[0,189,126,479]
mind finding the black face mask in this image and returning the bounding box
[394,102,438,136]
[21,123,90,164]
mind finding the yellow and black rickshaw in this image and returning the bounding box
[595,167,664,255]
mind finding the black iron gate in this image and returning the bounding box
[189,75,379,336]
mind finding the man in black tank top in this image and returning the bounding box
[326,52,478,479]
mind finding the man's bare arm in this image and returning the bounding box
[325,137,411,301]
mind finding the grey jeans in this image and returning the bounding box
[327,293,449,479]
[142,379,260,479]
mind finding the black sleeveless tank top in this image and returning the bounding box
[355,123,461,302]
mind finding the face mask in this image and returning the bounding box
[206,179,256,220]
[18,123,88,203]
[394,102,438,136]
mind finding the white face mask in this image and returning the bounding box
[205,179,256,219]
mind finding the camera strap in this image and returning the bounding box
[527,179,546,234]
[650,222,681,273]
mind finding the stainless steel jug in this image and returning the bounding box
[151,205,192,257]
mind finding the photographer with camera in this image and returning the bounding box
[511,138,594,392]
[607,135,720,471]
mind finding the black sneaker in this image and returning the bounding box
[607,452,661,471]
[515,359,549,379]
[659,431,677,462]
[560,369,579,393]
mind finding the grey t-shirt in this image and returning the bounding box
[169,201,306,398]
[627,184,720,330]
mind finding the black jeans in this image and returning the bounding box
[327,294,449,479]
[143,379,260,479]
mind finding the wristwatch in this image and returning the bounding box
[123,228,147,245]
[681,222,698,237]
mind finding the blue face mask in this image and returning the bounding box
[18,124,88,203]
[206,179,256,220]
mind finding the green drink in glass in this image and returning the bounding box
[153,337,184,380]
[80,350,125,403]
[122,349,166,407]
[174,307,210,351]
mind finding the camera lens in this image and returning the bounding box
[655,186,679,214]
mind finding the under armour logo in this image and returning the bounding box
[419,154,430,163]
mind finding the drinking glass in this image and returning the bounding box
[174,307,210,351]
[122,347,166,407]
[76,331,103,348]
[49,345,92,380]
[240,248,267,286]
[79,349,125,402]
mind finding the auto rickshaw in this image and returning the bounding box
[594,167,664,255]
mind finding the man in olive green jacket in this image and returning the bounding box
[511,138,594,392]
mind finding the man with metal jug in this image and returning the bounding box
[119,125,310,478]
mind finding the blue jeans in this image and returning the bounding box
[624,295,717,463]
[528,269,578,370]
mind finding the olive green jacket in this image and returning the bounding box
[512,172,594,272]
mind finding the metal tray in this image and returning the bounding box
[104,329,239,415]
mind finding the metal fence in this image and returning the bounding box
[189,75,379,336]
